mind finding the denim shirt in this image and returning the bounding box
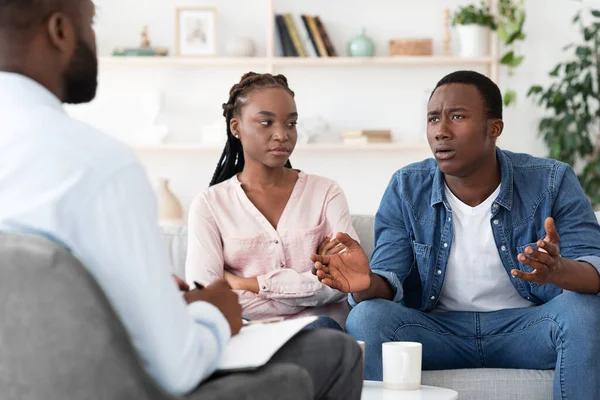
[350,148,600,311]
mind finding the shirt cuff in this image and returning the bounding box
[348,270,404,307]
[186,301,231,348]
[256,274,269,294]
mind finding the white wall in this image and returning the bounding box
[71,0,588,216]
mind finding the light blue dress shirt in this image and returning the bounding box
[0,72,230,396]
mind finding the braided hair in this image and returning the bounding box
[209,72,295,187]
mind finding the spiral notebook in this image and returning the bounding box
[217,316,318,371]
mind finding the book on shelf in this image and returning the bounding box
[342,136,393,145]
[275,13,336,57]
[341,129,392,138]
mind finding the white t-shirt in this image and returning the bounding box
[436,184,535,312]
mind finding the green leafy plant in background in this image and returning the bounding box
[496,0,526,106]
[527,8,600,208]
[452,1,527,106]
[452,1,497,29]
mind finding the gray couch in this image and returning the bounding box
[161,212,600,399]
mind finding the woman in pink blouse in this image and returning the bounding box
[185,72,359,330]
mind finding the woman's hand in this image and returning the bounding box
[317,234,346,256]
[224,270,260,293]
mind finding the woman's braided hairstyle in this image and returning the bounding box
[209,72,295,186]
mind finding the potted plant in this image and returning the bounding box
[527,8,600,208]
[452,1,496,57]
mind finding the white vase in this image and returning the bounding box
[456,25,489,57]
[225,37,256,57]
[156,178,184,226]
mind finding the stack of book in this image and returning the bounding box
[275,13,337,57]
[341,130,393,145]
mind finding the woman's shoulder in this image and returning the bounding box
[190,176,238,209]
[301,171,341,189]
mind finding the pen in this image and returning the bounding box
[194,281,205,290]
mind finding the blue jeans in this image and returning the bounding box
[304,316,343,331]
[346,291,600,399]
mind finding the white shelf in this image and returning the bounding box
[99,56,494,69]
[132,142,430,152]
[272,56,494,67]
[99,56,269,67]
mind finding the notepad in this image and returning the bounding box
[217,316,318,371]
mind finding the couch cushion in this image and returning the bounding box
[422,368,553,400]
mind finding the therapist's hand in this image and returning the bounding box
[184,279,243,336]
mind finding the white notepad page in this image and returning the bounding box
[217,316,318,371]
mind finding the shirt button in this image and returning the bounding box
[262,285,266,290]
[430,296,436,300]
[501,245,507,251]
[280,263,284,268]
[443,243,448,248]
[274,240,279,244]
[437,270,442,275]
[448,217,451,222]
[493,219,499,225]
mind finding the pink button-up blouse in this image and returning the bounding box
[184,172,359,319]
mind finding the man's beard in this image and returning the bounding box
[63,39,98,104]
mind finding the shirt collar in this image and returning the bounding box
[430,147,514,211]
[0,72,64,111]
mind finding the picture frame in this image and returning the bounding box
[175,7,217,56]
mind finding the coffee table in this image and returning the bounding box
[361,381,458,399]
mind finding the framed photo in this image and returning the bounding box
[176,7,217,56]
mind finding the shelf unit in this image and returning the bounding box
[99,0,500,156]
[132,142,431,153]
[99,0,500,81]
[100,55,495,70]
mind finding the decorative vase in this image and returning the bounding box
[156,178,184,226]
[347,28,375,57]
[225,37,256,57]
[455,25,489,57]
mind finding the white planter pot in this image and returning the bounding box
[456,25,489,57]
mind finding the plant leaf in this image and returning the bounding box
[527,85,543,97]
[504,90,516,106]
[592,10,600,17]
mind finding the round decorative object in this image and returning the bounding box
[347,28,375,57]
[225,37,256,57]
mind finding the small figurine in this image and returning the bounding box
[140,26,151,48]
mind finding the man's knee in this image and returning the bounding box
[346,299,410,339]
[551,291,600,333]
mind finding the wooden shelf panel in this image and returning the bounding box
[99,56,494,68]
[132,142,431,152]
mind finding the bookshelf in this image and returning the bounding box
[100,55,495,69]
[131,142,431,153]
[100,0,500,81]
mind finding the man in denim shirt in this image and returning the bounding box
[312,71,600,399]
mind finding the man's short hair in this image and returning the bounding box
[0,0,77,41]
[431,70,503,120]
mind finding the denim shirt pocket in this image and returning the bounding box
[413,241,433,282]
[516,242,539,287]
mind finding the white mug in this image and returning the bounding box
[382,342,422,390]
[357,340,365,364]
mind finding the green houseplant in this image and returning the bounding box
[496,0,526,106]
[527,8,600,208]
[452,1,526,106]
